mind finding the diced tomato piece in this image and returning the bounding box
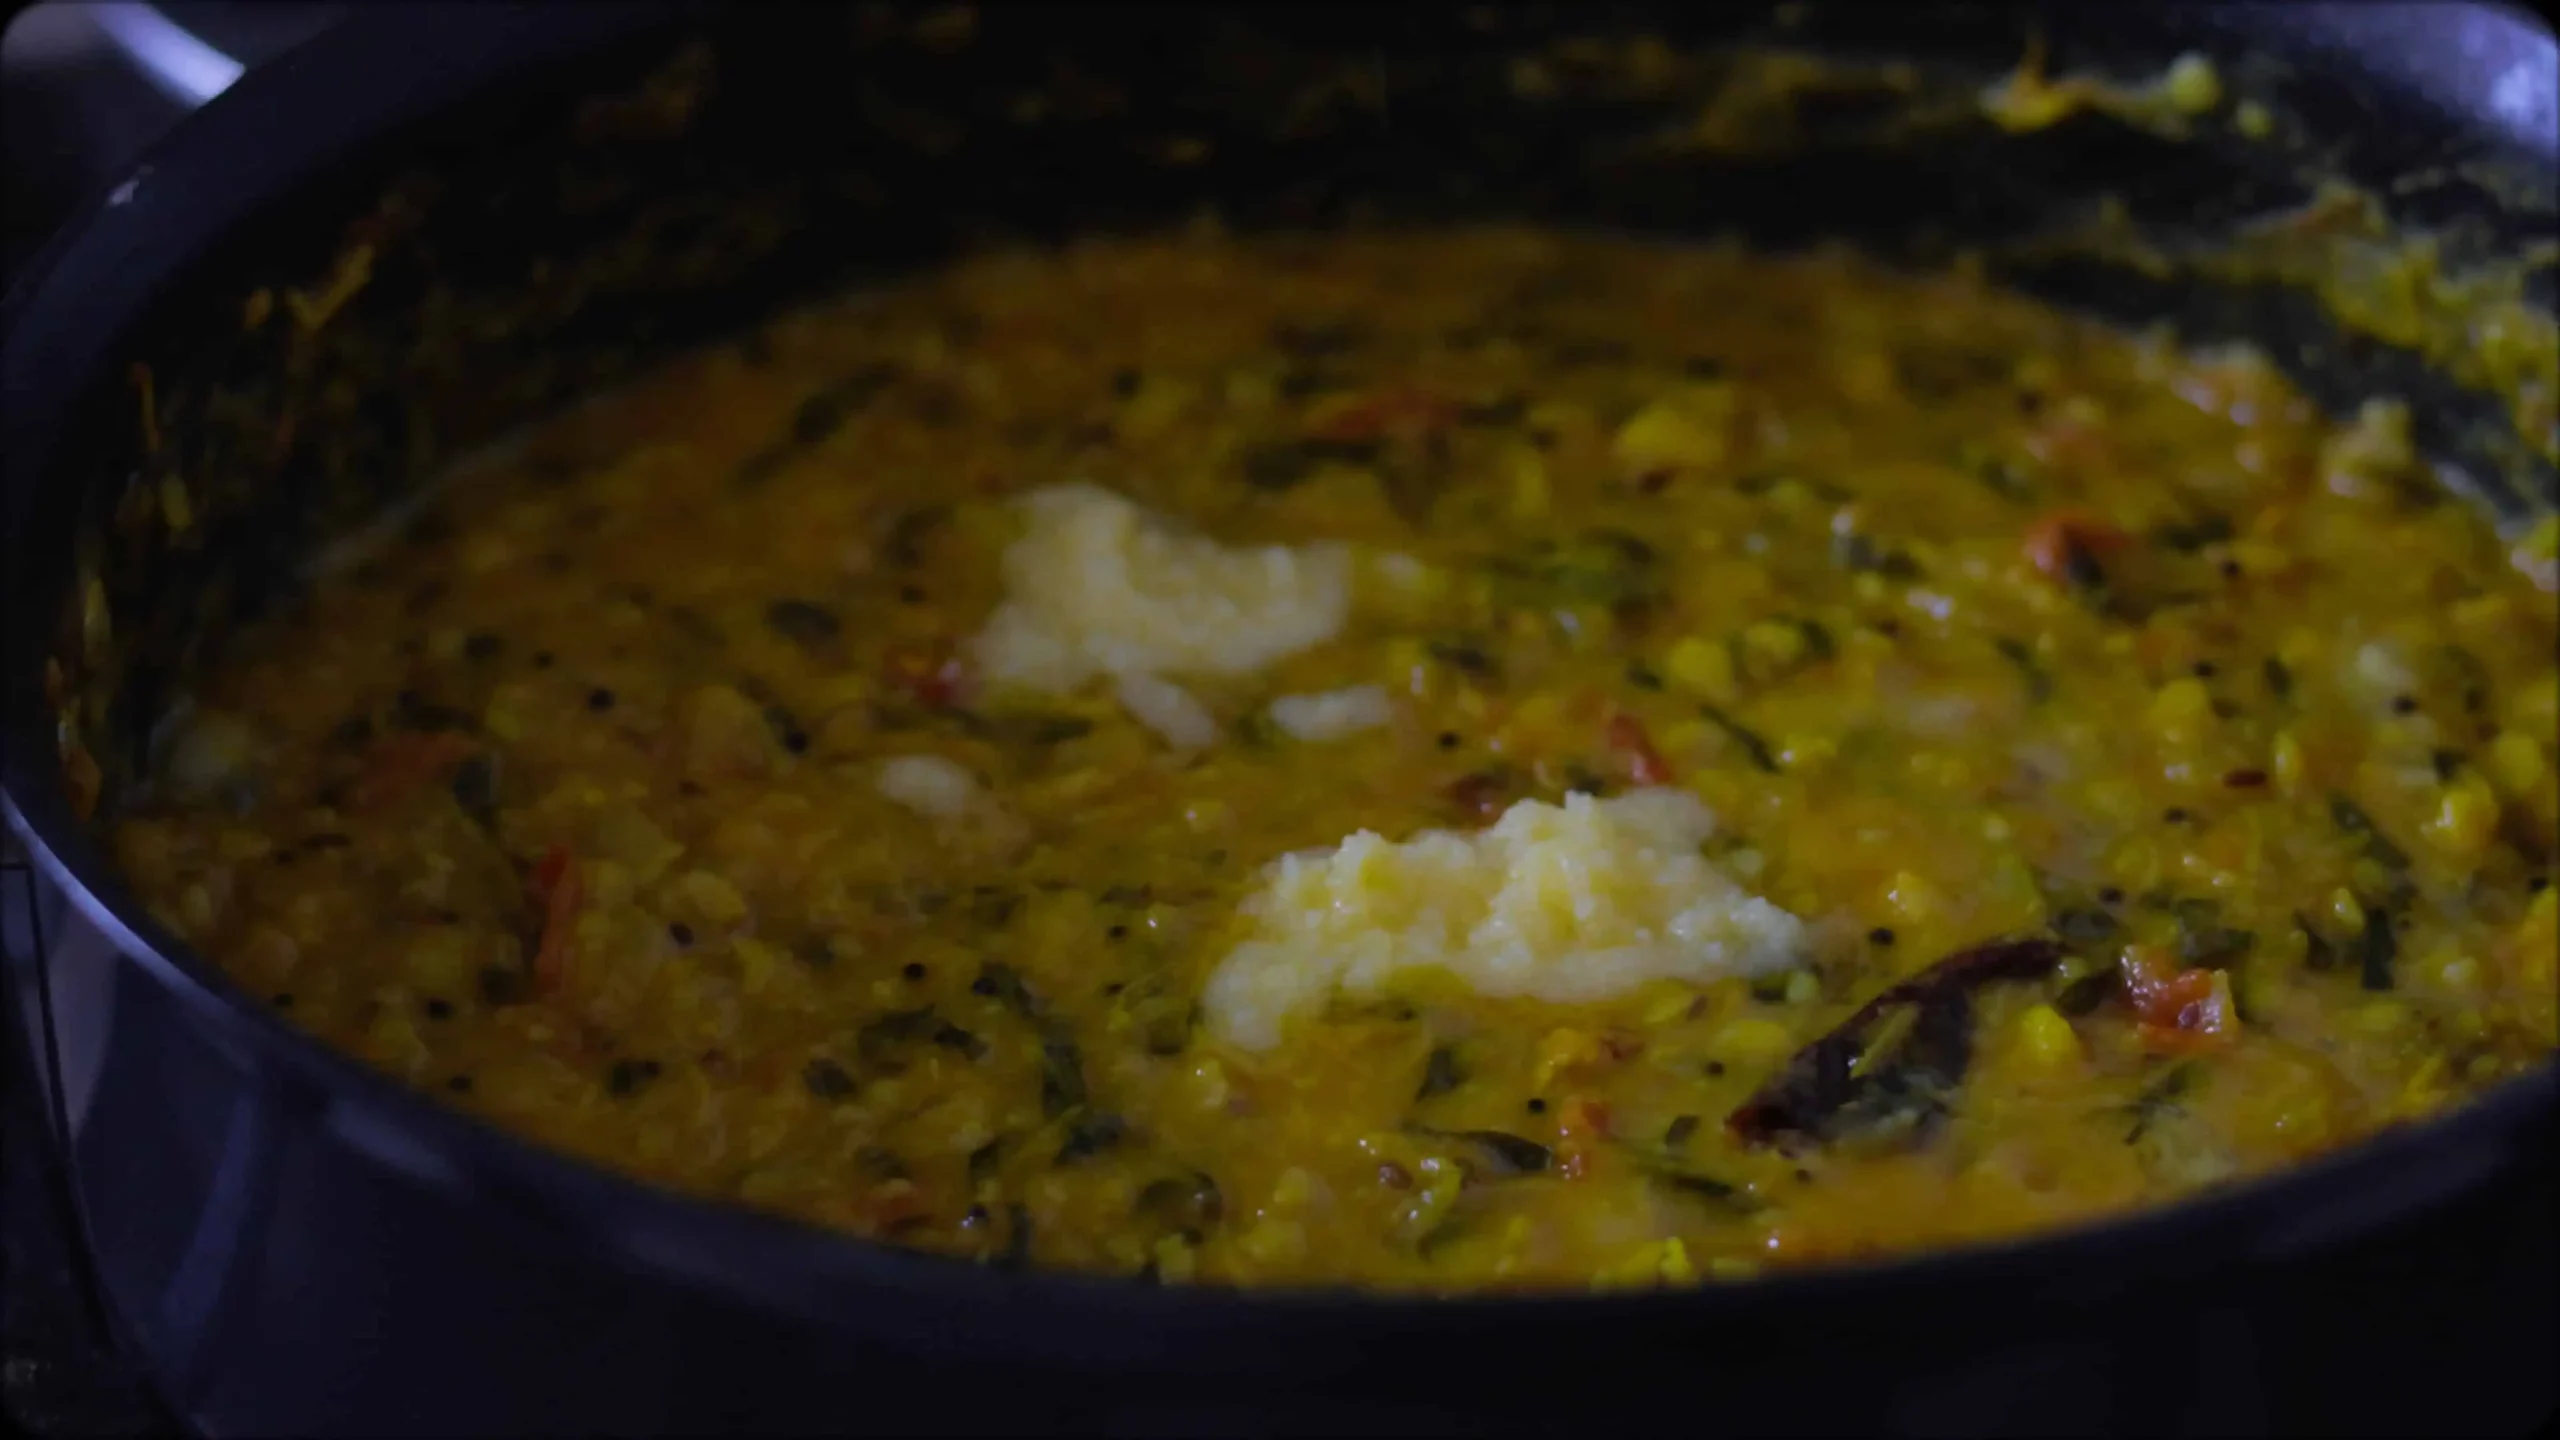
[884,643,969,709]
[353,730,480,809]
[1560,1097,1614,1140]
[2119,944,2237,1051]
[1555,1097,1613,1181]
[2023,412,2116,470]
[918,660,968,708]
[1606,713,1673,786]
[1309,386,1461,443]
[530,845,582,997]
[1447,771,1509,820]
[533,844,572,896]
[2023,510,2131,584]
[860,1181,931,1233]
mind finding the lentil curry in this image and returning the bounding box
[113,229,2559,1291]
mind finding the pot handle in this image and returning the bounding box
[83,3,245,110]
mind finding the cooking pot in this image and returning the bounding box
[4,4,2554,1435]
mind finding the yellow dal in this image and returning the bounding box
[114,229,2560,1291]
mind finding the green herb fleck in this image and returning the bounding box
[448,754,498,830]
[2153,514,2234,553]
[2050,906,2121,946]
[1040,1034,1089,1116]
[1698,703,1779,773]
[1427,638,1500,680]
[1420,1128,1552,1179]
[2123,1061,2198,1143]
[2329,794,2412,873]
[1135,1172,1225,1232]
[764,599,842,647]
[802,1057,857,1101]
[1416,1044,1466,1101]
[855,1006,941,1067]
[1056,1112,1129,1164]
[607,1058,664,1098]
[1995,637,2054,703]
[2359,906,2398,992]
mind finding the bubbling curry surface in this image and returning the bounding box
[114,229,2559,1290]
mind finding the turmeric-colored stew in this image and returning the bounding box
[115,230,2558,1289]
